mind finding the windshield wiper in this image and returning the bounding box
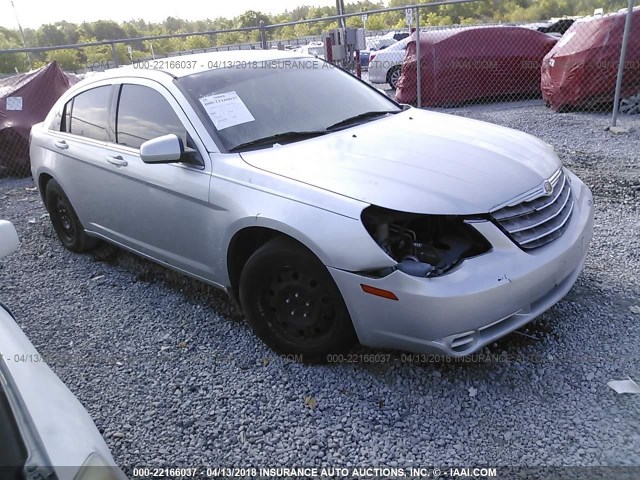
[228,131,327,152]
[324,110,400,132]
[228,111,400,152]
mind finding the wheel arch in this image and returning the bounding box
[37,172,55,204]
[386,64,401,86]
[226,223,327,305]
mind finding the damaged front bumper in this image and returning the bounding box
[329,170,594,356]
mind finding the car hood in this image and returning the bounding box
[240,109,561,215]
[0,306,122,477]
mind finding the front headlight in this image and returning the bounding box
[74,453,127,480]
[361,206,492,278]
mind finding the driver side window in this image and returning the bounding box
[115,84,202,166]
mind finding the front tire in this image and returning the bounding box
[239,237,357,362]
[45,179,97,253]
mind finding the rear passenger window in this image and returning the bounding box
[116,84,186,149]
[69,86,111,142]
[48,99,73,132]
[62,100,72,133]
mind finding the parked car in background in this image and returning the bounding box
[0,220,126,480]
[542,8,640,112]
[361,32,406,71]
[395,26,558,106]
[366,33,401,52]
[537,18,576,36]
[379,30,410,42]
[31,49,593,361]
[294,42,325,59]
[368,35,412,89]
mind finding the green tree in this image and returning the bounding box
[37,24,67,47]
[46,48,80,70]
[0,28,27,73]
[184,35,212,51]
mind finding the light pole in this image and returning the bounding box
[9,0,32,70]
[335,0,346,29]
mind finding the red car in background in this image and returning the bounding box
[395,26,558,107]
[541,8,640,112]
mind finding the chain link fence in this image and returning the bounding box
[0,1,638,178]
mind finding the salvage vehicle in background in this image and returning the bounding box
[542,8,640,112]
[367,35,412,89]
[294,42,326,59]
[0,221,126,480]
[360,32,406,71]
[30,50,593,362]
[395,26,558,107]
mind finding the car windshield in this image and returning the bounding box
[387,37,410,51]
[177,57,400,152]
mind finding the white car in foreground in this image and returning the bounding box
[0,221,126,480]
[30,50,593,362]
[368,35,412,88]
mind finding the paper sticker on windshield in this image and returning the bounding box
[198,91,255,130]
[6,97,23,111]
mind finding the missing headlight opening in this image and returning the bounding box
[361,206,492,278]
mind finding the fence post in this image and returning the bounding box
[110,43,119,67]
[260,20,268,50]
[611,0,634,127]
[415,7,422,109]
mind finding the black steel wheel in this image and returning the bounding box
[45,179,97,252]
[239,236,357,362]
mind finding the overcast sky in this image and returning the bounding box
[0,0,342,29]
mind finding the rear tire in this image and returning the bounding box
[45,179,97,253]
[620,93,640,116]
[387,65,402,90]
[239,236,357,363]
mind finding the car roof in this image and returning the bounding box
[91,49,308,80]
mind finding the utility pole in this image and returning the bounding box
[10,0,32,70]
[335,0,347,29]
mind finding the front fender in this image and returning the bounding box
[224,209,396,274]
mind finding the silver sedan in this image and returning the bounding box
[30,50,593,362]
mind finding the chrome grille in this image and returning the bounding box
[491,169,574,250]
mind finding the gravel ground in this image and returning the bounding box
[1,101,639,475]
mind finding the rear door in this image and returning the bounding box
[41,82,118,227]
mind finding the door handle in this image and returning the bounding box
[106,155,128,167]
[54,140,69,150]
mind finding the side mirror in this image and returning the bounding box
[140,134,184,164]
[0,221,19,260]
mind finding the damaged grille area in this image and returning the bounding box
[492,169,574,250]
